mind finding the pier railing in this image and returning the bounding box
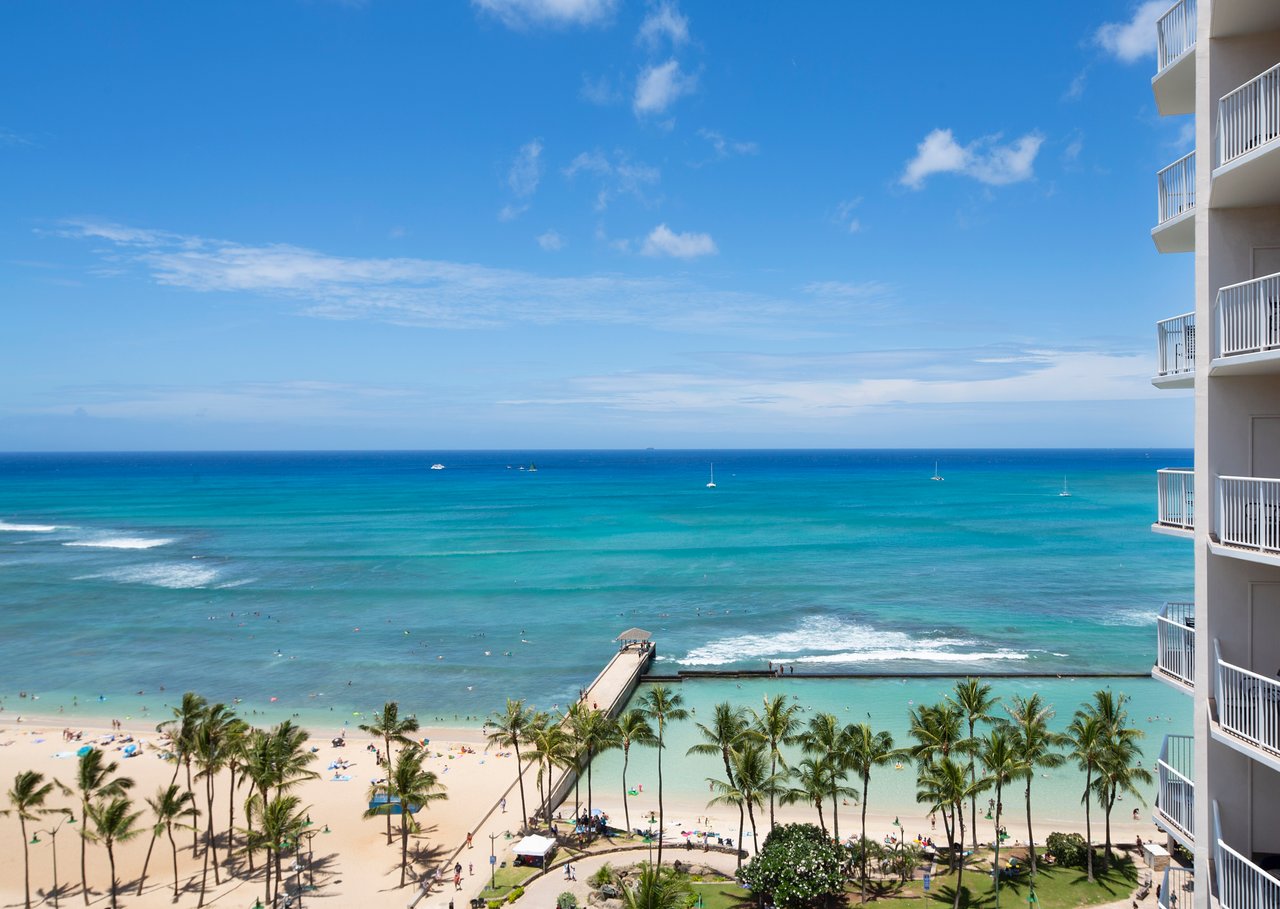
[1157,312,1196,378]
[1216,475,1280,555]
[1216,273,1280,359]
[1158,152,1196,224]
[1157,0,1196,73]
[1158,468,1195,531]
[1214,801,1280,909]
[1156,601,1195,688]
[1159,864,1194,909]
[1215,640,1280,758]
[1155,734,1194,843]
[1218,62,1280,167]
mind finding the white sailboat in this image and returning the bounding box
[1059,476,1072,497]
[706,463,717,489]
[930,461,944,481]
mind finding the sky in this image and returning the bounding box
[0,0,1196,450]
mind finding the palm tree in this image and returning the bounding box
[728,740,783,856]
[74,748,133,906]
[486,698,536,831]
[798,712,856,841]
[753,693,802,831]
[1066,712,1106,882]
[193,703,237,896]
[360,701,421,844]
[781,757,830,834]
[158,691,208,854]
[620,862,693,909]
[84,795,143,909]
[240,721,317,873]
[908,702,964,859]
[687,702,758,857]
[242,793,308,908]
[221,717,249,868]
[614,710,656,835]
[568,706,616,818]
[950,678,996,851]
[137,783,199,899]
[637,684,689,868]
[979,728,1029,909]
[363,744,448,886]
[917,757,987,909]
[844,723,896,901]
[999,694,1065,873]
[3,770,63,909]
[523,715,572,829]
[1092,731,1152,871]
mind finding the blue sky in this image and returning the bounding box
[1,0,1194,450]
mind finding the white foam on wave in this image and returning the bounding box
[215,578,255,589]
[65,536,175,550]
[0,522,60,532]
[1097,608,1158,627]
[678,616,1029,667]
[81,563,220,589]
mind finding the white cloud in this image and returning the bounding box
[834,197,863,234]
[537,229,564,251]
[1095,1,1165,63]
[641,223,717,258]
[563,149,660,210]
[900,128,1044,190]
[1063,69,1088,102]
[696,128,758,161]
[580,73,619,105]
[472,0,617,29]
[802,280,889,300]
[633,59,697,116]
[637,1,688,49]
[498,139,543,221]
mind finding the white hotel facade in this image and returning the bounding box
[1148,1,1280,908]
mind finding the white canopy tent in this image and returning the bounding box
[512,834,556,859]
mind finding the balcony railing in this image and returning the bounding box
[1218,61,1280,167]
[1158,152,1197,223]
[1157,468,1195,531]
[1155,734,1194,842]
[1158,864,1194,909]
[1214,801,1280,909]
[1157,312,1196,378]
[1156,601,1195,688]
[1216,273,1280,359]
[1217,475,1280,555]
[1215,640,1280,758]
[1157,0,1196,73]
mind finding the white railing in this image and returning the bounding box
[1217,475,1280,555]
[1157,0,1196,73]
[1158,152,1197,223]
[1218,61,1280,167]
[1158,468,1195,530]
[1155,734,1194,842]
[1216,273,1280,359]
[1215,640,1280,758]
[1157,312,1196,378]
[1159,864,1194,909]
[1215,800,1280,909]
[1156,601,1195,687]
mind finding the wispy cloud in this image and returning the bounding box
[536,229,564,251]
[0,127,35,148]
[634,59,697,117]
[498,138,543,221]
[694,128,758,164]
[833,197,863,234]
[580,73,620,105]
[1095,1,1165,63]
[1062,68,1088,102]
[472,0,617,29]
[900,128,1044,190]
[637,1,689,49]
[641,223,717,258]
[563,149,660,210]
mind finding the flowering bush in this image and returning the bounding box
[738,824,848,908]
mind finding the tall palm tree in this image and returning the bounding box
[908,702,964,859]
[158,691,208,853]
[979,729,1029,909]
[524,715,572,829]
[486,698,535,832]
[136,783,199,899]
[917,757,987,909]
[360,701,421,844]
[688,702,758,857]
[637,684,688,868]
[844,723,897,902]
[221,717,249,868]
[240,721,317,873]
[798,712,855,841]
[3,770,63,909]
[999,694,1065,873]
[614,710,656,835]
[781,757,830,834]
[724,740,783,858]
[242,794,308,908]
[193,703,237,894]
[1066,712,1106,882]
[753,694,802,831]
[1092,732,1152,870]
[363,744,448,886]
[84,795,143,909]
[74,749,133,906]
[571,707,616,818]
[950,678,996,851]
[620,862,693,909]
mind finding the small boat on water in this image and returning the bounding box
[930,461,944,481]
[528,463,538,472]
[1059,476,1072,497]
[430,463,445,470]
[706,463,716,489]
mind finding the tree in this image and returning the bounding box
[637,684,688,868]
[1081,690,1149,870]
[240,722,317,873]
[619,863,693,909]
[753,693,803,831]
[3,770,63,909]
[614,710,656,835]
[242,793,308,908]
[137,783,198,899]
[1066,712,1106,882]
[999,694,1065,874]
[571,707,616,818]
[157,691,208,854]
[843,723,896,902]
[949,678,996,852]
[486,699,535,831]
[360,701,421,844]
[739,823,846,909]
[709,740,782,864]
[688,702,758,860]
[74,748,133,906]
[916,758,987,909]
[221,717,249,868]
[84,795,143,909]
[798,713,856,842]
[524,715,572,829]
[979,729,1029,909]
[363,744,448,886]
[193,703,238,898]
[908,702,964,863]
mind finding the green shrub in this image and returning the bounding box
[1045,831,1089,869]
[488,901,504,909]
[507,886,525,904]
[590,863,615,888]
[557,893,578,909]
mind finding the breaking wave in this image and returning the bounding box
[0,522,60,532]
[65,536,175,550]
[81,563,220,589]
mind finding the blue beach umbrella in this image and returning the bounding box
[75,745,94,758]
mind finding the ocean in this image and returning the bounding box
[0,449,1193,735]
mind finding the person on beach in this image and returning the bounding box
[466,831,473,848]
[501,797,507,813]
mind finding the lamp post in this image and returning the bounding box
[489,833,498,892]
[31,811,75,909]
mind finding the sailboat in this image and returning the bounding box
[930,461,944,481]
[706,463,717,489]
[1059,476,1072,497]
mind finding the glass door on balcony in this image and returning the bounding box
[1254,584,1280,676]
[1252,418,1280,478]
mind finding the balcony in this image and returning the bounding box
[1153,0,1196,116]
[1214,476,1280,561]
[1154,734,1194,849]
[1214,801,1280,909]
[1155,468,1195,537]
[1212,273,1280,375]
[1154,601,1195,693]
[1213,61,1280,209]
[1158,864,1193,909]
[1154,312,1196,387]
[1153,152,1196,253]
[1213,640,1280,770]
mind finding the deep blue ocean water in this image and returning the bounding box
[0,449,1193,728]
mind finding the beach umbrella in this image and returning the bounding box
[76,745,94,758]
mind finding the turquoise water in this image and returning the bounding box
[0,450,1193,727]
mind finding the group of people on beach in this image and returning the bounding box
[766,661,797,676]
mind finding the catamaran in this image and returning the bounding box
[706,463,716,489]
[930,461,944,481]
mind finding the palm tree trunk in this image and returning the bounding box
[197,834,209,908]
[735,806,745,870]
[263,847,272,908]
[622,746,632,835]
[769,751,778,831]
[968,720,978,852]
[80,796,90,905]
[831,790,840,842]
[385,734,393,844]
[860,777,870,903]
[815,797,825,835]
[107,842,119,909]
[993,782,1002,909]
[20,816,31,909]
[587,753,594,819]
[226,766,237,867]
[952,802,966,909]
[137,829,159,895]
[274,850,283,903]
[187,759,198,854]
[1025,778,1036,875]
[400,814,409,887]
[656,728,665,869]
[207,773,221,884]
[1084,769,1094,882]
[745,799,760,855]
[169,825,180,899]
[513,742,528,832]
[1103,787,1115,871]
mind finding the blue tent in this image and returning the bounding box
[367,793,421,815]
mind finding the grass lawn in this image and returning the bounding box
[477,865,538,900]
[690,880,753,909]
[861,855,1139,909]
